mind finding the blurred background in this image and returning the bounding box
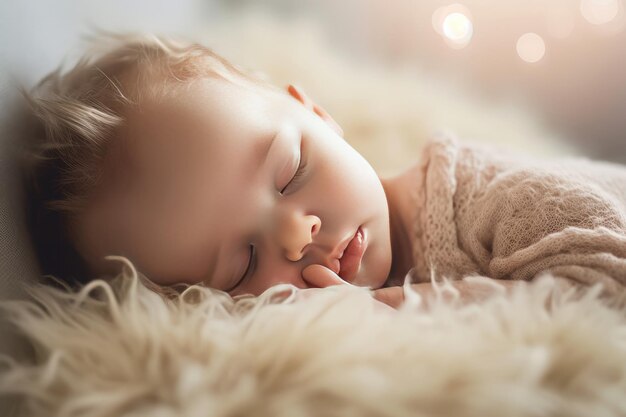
[1,0,625,175]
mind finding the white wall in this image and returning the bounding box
[0,0,221,86]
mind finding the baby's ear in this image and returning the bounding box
[286,84,344,137]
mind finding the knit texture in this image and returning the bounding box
[409,134,626,296]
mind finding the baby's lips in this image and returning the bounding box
[302,264,354,288]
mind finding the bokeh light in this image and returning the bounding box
[443,12,473,42]
[580,0,620,25]
[516,32,546,63]
[432,4,474,48]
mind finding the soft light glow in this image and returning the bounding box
[432,4,472,35]
[432,4,474,49]
[580,0,620,25]
[442,12,473,45]
[516,33,546,63]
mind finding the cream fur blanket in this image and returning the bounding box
[1,257,626,417]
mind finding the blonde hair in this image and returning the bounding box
[21,33,274,285]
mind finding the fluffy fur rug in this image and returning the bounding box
[1,256,626,417]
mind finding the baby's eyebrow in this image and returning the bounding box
[245,125,303,179]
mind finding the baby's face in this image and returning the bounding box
[73,78,393,296]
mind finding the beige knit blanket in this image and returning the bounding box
[405,133,626,296]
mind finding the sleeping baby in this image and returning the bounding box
[21,35,626,310]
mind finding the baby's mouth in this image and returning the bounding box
[338,226,368,283]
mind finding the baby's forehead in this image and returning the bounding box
[124,86,285,178]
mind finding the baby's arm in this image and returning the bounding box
[461,167,626,297]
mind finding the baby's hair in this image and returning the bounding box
[20,33,275,287]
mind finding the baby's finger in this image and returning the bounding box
[371,286,405,309]
[302,264,354,288]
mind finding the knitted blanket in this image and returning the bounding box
[403,133,626,297]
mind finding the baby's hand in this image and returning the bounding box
[298,265,397,313]
[301,264,356,288]
[371,285,407,310]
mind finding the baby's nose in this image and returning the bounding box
[283,214,321,262]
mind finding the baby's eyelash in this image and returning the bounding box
[281,154,307,194]
[291,158,307,185]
